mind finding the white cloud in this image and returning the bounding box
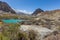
[17,9,32,14]
[13,8,32,14]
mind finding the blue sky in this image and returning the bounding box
[1,0,60,13]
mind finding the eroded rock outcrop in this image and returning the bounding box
[20,25,53,40]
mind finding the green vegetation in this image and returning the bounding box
[0,13,38,40]
[18,30,37,40]
[0,14,19,19]
[0,23,38,40]
[0,23,20,40]
[0,33,10,40]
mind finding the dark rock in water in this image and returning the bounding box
[0,1,16,13]
[32,8,44,15]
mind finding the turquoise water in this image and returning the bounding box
[2,19,24,23]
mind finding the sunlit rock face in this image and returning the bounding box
[20,25,53,40]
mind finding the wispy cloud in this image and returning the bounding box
[17,9,32,14]
[13,8,32,14]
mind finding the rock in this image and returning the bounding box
[0,1,16,13]
[32,8,44,15]
[44,33,60,40]
[20,25,53,40]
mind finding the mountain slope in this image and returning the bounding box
[0,1,16,13]
[32,8,44,15]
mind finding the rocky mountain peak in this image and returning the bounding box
[32,8,44,15]
[0,1,16,13]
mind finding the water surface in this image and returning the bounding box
[2,19,24,23]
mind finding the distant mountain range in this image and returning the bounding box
[0,1,33,15]
[0,1,60,16]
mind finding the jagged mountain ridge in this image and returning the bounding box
[0,1,16,13]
